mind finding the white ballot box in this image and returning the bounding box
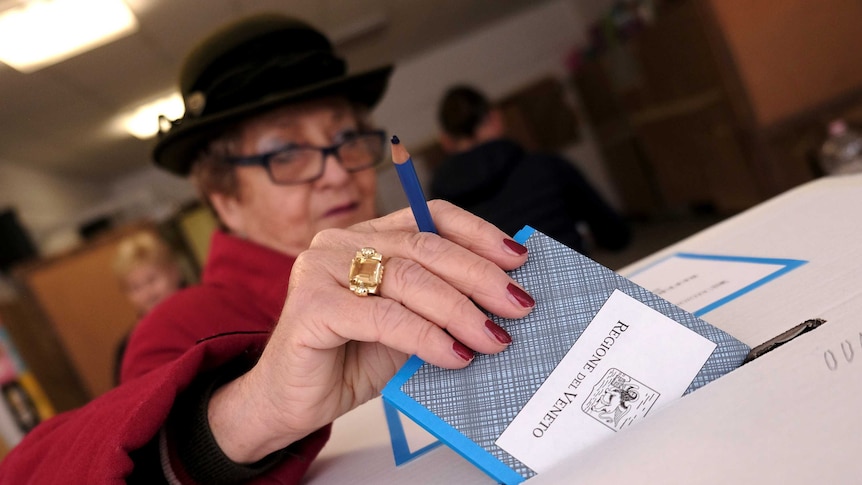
[529,173,862,484]
[304,173,862,484]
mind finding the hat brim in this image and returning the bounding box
[153,64,393,175]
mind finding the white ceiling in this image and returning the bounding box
[0,0,556,183]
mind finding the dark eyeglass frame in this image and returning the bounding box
[226,130,387,185]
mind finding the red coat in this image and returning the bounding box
[0,231,330,484]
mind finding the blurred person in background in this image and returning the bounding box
[112,231,186,384]
[431,84,631,254]
[113,231,185,317]
[0,14,534,484]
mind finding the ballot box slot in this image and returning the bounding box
[742,318,827,364]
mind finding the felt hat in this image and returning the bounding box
[153,13,393,175]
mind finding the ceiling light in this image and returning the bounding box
[120,92,184,139]
[0,0,139,73]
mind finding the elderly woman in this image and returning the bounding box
[0,14,534,484]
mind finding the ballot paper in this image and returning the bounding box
[381,227,750,484]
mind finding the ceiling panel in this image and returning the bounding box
[132,0,240,66]
[45,34,175,110]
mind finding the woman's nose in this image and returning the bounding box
[315,152,351,185]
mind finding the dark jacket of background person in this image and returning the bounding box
[431,138,631,253]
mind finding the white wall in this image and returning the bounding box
[0,161,103,255]
[372,0,622,214]
[108,166,197,223]
[0,160,196,256]
[567,0,618,25]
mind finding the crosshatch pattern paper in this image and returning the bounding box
[389,228,751,482]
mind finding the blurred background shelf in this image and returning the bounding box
[572,0,862,218]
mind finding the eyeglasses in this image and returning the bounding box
[227,130,387,185]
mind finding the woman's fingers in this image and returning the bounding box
[301,246,529,361]
[312,229,532,321]
[293,201,536,367]
[382,232,533,320]
[286,276,479,370]
[350,200,529,271]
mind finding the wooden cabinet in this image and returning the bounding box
[0,296,88,413]
[3,203,215,406]
[15,224,155,399]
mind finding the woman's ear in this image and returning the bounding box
[209,192,245,236]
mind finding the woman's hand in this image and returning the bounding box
[208,201,533,462]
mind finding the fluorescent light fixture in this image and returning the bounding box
[120,92,184,139]
[0,0,139,73]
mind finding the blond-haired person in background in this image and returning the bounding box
[113,232,185,316]
[112,232,186,385]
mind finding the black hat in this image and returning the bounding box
[153,14,393,175]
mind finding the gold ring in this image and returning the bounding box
[349,247,385,296]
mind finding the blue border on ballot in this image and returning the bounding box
[626,252,807,317]
[383,400,443,465]
[382,356,525,484]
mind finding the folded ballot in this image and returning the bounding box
[382,227,750,484]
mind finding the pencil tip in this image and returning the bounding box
[391,135,400,145]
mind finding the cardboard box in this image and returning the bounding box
[305,173,862,484]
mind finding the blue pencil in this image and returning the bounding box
[391,135,438,234]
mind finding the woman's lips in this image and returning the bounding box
[324,201,359,217]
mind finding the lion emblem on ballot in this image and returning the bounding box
[583,368,660,431]
[592,381,639,425]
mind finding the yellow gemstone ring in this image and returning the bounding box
[349,247,385,296]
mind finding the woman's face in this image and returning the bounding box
[123,262,182,314]
[213,98,378,256]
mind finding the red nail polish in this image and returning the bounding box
[503,238,528,255]
[507,283,535,308]
[453,341,475,362]
[485,320,512,344]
